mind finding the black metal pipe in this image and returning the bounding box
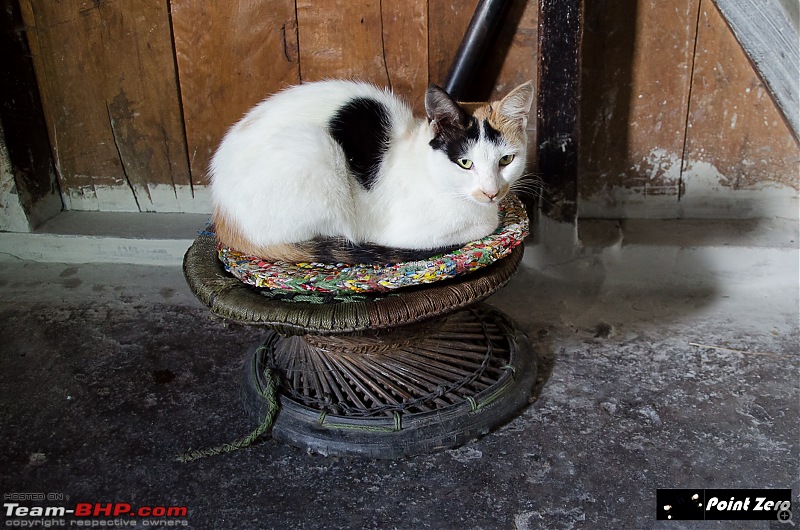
[444,0,512,100]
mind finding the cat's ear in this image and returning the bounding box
[496,80,534,127]
[425,84,468,135]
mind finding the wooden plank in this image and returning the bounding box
[296,0,389,85]
[713,0,799,139]
[19,0,191,212]
[0,124,33,231]
[380,0,428,113]
[20,0,122,210]
[536,0,583,222]
[428,0,479,89]
[578,0,701,218]
[481,0,539,102]
[681,0,800,218]
[171,0,300,189]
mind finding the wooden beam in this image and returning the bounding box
[713,0,799,139]
[536,0,583,222]
[0,0,61,229]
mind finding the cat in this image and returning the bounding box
[210,79,534,265]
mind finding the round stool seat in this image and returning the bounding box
[183,233,536,458]
[184,233,524,335]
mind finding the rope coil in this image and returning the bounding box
[179,366,279,463]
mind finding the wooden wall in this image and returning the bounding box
[19,0,193,212]
[11,0,799,219]
[580,0,799,218]
[17,0,537,214]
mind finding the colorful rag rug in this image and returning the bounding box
[218,194,528,295]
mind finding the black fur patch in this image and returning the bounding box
[308,238,462,266]
[329,97,390,190]
[481,119,503,144]
[429,115,481,164]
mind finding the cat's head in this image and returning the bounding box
[425,81,534,206]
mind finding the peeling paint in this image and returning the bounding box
[581,149,799,219]
[62,183,211,214]
[0,130,32,232]
[680,159,798,218]
[539,133,573,153]
[631,148,682,191]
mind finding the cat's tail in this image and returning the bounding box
[232,237,462,266]
[299,237,463,265]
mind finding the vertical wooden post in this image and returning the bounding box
[0,0,61,230]
[536,0,583,222]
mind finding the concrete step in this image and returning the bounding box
[0,210,209,265]
[0,211,797,292]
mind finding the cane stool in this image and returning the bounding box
[183,196,537,458]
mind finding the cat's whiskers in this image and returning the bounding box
[508,173,567,210]
[510,173,547,200]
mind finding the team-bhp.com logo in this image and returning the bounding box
[657,488,793,523]
[4,496,189,527]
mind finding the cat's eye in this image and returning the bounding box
[456,158,473,170]
[499,154,515,166]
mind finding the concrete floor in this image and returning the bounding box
[0,218,798,529]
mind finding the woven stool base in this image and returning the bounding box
[240,304,536,458]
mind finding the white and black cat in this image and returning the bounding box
[210,79,533,264]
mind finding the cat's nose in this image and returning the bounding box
[483,191,498,201]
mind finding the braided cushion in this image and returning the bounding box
[217,194,528,295]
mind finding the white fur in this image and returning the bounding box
[210,80,528,250]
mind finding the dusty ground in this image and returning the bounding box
[0,246,797,529]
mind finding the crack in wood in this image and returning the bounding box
[378,0,392,91]
[280,23,292,63]
[678,2,704,202]
[105,102,141,211]
[165,0,195,198]
[293,0,303,81]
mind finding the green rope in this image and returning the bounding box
[501,364,517,377]
[179,367,279,463]
[316,411,404,433]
